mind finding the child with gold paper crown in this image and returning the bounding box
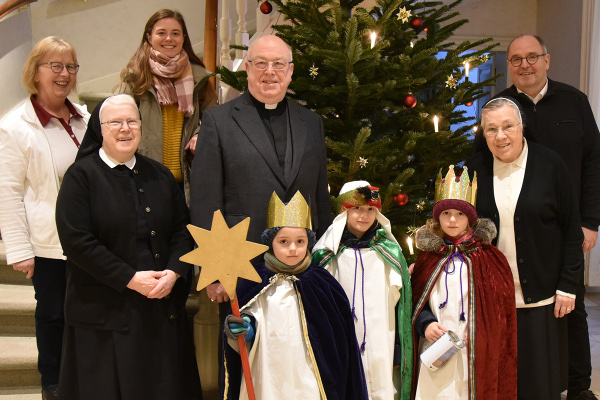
[222,191,368,400]
[312,181,413,400]
[410,165,517,400]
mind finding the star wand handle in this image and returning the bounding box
[231,294,256,400]
[179,213,266,399]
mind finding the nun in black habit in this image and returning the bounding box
[56,95,201,400]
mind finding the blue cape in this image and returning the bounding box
[223,262,368,400]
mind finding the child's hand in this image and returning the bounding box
[408,263,415,275]
[225,315,255,342]
[425,322,448,343]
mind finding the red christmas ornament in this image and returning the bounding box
[403,93,417,109]
[394,192,409,206]
[410,17,423,31]
[465,101,473,107]
[259,0,273,14]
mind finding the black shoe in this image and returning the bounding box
[567,390,599,400]
[42,384,59,400]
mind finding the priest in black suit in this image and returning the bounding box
[190,35,332,304]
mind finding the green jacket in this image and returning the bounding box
[137,64,216,201]
[313,229,413,400]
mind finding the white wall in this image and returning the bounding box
[452,0,538,49]
[0,8,32,116]
[537,0,583,89]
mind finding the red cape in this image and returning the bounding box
[411,237,517,400]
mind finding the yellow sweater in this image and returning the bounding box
[161,104,184,183]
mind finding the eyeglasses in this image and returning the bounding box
[484,123,521,137]
[39,62,79,74]
[101,119,141,130]
[508,54,547,67]
[248,60,292,71]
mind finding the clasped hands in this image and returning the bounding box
[126,269,179,299]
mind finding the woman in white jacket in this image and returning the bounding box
[0,37,89,400]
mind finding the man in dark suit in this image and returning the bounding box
[495,34,600,400]
[190,35,332,304]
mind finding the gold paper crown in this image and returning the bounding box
[267,191,312,229]
[434,165,477,207]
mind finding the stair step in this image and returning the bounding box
[0,387,41,399]
[0,267,31,287]
[0,371,40,391]
[0,285,36,313]
[0,337,40,389]
[0,284,35,336]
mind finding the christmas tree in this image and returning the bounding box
[219,0,498,259]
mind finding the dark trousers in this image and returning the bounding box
[30,257,66,388]
[567,269,592,394]
[517,305,567,400]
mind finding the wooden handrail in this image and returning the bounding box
[204,0,218,89]
[0,0,37,20]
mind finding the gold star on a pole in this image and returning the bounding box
[180,210,267,299]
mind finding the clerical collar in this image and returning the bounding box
[249,92,287,110]
[99,148,136,170]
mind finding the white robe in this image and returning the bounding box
[232,275,322,400]
[313,211,403,400]
[415,256,469,400]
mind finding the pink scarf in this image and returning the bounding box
[148,49,194,116]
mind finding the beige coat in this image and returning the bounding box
[136,64,215,200]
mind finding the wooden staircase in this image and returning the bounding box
[0,241,42,399]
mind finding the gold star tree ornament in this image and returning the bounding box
[396,6,412,22]
[446,74,458,89]
[309,63,319,79]
[180,210,268,299]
